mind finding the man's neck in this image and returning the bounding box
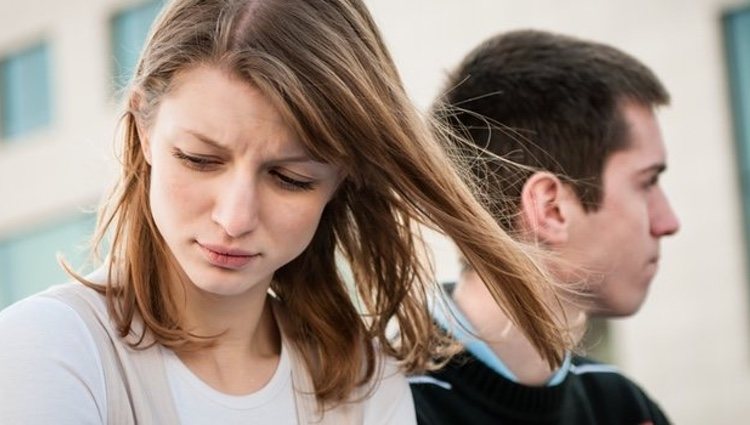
[452,270,585,386]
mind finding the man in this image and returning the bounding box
[410,30,680,424]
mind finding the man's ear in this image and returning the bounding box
[517,171,576,245]
[130,91,152,165]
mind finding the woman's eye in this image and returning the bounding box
[172,149,221,171]
[270,170,315,191]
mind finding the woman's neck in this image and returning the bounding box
[174,275,282,395]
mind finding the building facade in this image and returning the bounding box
[0,0,748,422]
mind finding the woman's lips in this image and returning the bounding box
[197,242,259,269]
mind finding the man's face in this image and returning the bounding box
[558,101,680,317]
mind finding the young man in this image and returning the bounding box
[410,30,680,424]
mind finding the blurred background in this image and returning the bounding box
[0,0,748,422]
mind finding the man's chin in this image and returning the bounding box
[587,298,646,318]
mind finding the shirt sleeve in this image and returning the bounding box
[363,357,417,425]
[0,296,107,424]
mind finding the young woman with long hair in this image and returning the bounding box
[0,1,567,423]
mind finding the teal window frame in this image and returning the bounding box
[724,6,750,279]
[0,42,53,140]
[110,0,164,91]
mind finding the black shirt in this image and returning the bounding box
[410,351,671,425]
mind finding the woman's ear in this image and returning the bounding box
[130,91,152,165]
[516,171,575,245]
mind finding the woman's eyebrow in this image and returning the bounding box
[272,154,316,164]
[184,129,231,155]
[183,128,320,164]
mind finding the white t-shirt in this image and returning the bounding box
[0,295,416,424]
[163,341,297,424]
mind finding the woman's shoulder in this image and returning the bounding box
[0,283,104,337]
[3,279,108,324]
[0,284,108,423]
[0,279,110,381]
[0,282,108,367]
[361,353,417,425]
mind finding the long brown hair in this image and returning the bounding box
[76,0,568,405]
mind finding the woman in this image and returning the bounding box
[0,0,567,423]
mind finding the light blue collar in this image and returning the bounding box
[433,293,571,386]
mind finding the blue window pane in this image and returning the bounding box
[0,214,96,308]
[725,9,750,155]
[0,43,52,139]
[725,6,750,306]
[725,8,750,261]
[111,1,164,90]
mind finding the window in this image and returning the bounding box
[724,7,750,272]
[0,214,95,308]
[111,1,164,91]
[0,43,52,140]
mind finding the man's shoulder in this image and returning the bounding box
[569,354,649,395]
[568,355,671,424]
[570,355,639,386]
[409,352,571,425]
[408,356,488,425]
[407,354,466,395]
[408,353,492,424]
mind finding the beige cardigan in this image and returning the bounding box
[41,284,364,424]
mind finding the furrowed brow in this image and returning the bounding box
[185,130,231,154]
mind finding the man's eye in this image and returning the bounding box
[644,175,660,188]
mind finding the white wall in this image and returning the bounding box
[1,0,748,422]
[365,0,750,422]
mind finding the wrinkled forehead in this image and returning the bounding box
[249,79,353,173]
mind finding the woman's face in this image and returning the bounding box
[140,65,341,297]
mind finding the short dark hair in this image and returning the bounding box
[436,30,669,229]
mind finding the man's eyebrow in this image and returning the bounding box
[639,163,667,175]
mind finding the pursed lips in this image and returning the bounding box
[198,242,257,257]
[196,241,259,269]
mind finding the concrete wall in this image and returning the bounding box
[0,0,748,422]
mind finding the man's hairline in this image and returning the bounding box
[514,97,659,221]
